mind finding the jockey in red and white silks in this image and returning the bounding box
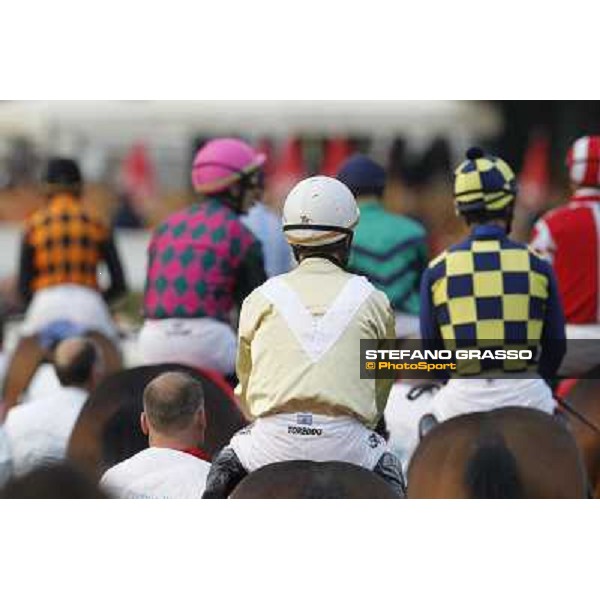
[531,136,600,375]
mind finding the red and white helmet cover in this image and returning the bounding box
[566,135,600,187]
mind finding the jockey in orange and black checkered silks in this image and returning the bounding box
[417,147,566,435]
[17,157,127,344]
[202,176,406,499]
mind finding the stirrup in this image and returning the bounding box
[418,413,439,439]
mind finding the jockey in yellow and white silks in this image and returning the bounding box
[202,176,404,498]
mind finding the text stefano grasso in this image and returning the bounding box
[364,349,534,361]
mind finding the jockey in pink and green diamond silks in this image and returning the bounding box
[144,199,259,320]
[139,138,267,376]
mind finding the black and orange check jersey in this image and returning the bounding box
[17,194,127,305]
[420,223,566,378]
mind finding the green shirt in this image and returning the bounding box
[349,200,427,314]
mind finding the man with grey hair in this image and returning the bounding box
[100,371,210,499]
[2,337,104,477]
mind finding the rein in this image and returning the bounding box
[558,398,600,437]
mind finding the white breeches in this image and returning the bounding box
[384,381,437,474]
[20,285,117,340]
[429,377,557,423]
[138,318,236,375]
[229,413,388,473]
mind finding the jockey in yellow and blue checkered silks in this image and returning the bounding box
[420,148,566,379]
[454,147,517,218]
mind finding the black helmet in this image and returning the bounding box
[43,157,83,194]
[336,154,386,197]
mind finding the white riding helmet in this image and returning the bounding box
[282,176,360,247]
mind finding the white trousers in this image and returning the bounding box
[559,324,600,376]
[385,381,437,473]
[229,413,388,473]
[20,285,118,340]
[138,318,236,375]
[430,377,557,423]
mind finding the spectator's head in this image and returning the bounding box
[141,372,206,448]
[282,176,359,268]
[42,157,84,199]
[53,337,104,390]
[453,147,517,232]
[0,463,108,499]
[336,154,386,200]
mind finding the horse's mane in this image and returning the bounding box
[231,460,398,499]
[464,418,523,499]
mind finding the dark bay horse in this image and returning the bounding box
[230,460,398,499]
[67,363,247,480]
[407,407,587,499]
[559,367,600,497]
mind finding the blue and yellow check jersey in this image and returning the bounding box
[420,224,566,378]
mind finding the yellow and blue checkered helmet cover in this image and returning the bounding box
[454,147,517,215]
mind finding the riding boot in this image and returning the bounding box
[373,451,407,498]
[418,413,439,440]
[202,446,248,499]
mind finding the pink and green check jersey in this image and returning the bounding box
[144,199,260,321]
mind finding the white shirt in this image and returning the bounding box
[21,364,61,405]
[3,386,88,477]
[100,447,211,499]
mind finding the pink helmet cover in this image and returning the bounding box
[191,138,266,194]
